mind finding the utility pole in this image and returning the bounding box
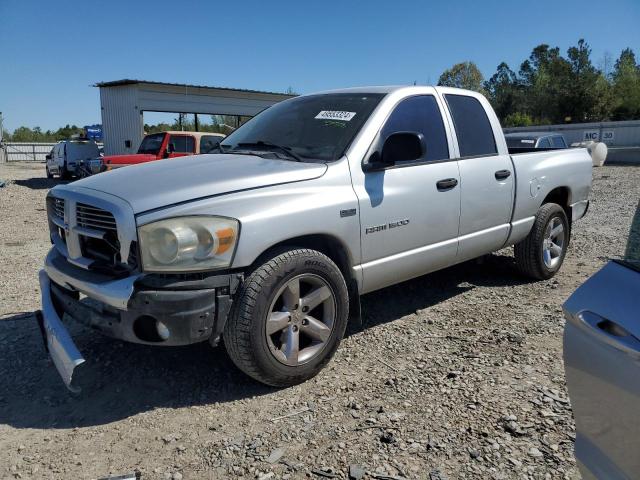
[0,112,5,163]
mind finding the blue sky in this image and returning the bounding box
[1,0,638,131]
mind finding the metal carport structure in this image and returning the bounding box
[95,79,294,155]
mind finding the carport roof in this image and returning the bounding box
[94,79,295,97]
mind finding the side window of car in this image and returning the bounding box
[551,136,566,148]
[200,135,220,154]
[380,95,449,163]
[168,135,195,153]
[537,137,551,148]
[444,94,497,157]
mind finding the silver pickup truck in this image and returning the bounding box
[39,86,592,389]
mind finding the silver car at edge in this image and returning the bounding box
[563,201,640,479]
[38,86,593,389]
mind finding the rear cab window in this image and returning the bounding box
[168,135,195,153]
[200,135,222,154]
[552,136,567,148]
[537,137,551,148]
[444,94,497,157]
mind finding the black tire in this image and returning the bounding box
[514,203,570,280]
[61,163,72,180]
[224,248,349,387]
[46,166,53,179]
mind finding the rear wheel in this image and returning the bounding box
[514,203,569,280]
[60,163,72,180]
[224,249,349,387]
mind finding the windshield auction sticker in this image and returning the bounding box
[315,111,356,121]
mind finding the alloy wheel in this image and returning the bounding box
[265,274,336,366]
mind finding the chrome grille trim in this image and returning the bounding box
[76,203,117,232]
[52,197,65,221]
[46,188,138,274]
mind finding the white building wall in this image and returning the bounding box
[98,81,293,156]
[100,85,143,155]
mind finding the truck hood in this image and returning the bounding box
[74,153,328,214]
[103,153,157,165]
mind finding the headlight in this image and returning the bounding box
[138,216,239,272]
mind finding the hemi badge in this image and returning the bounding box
[340,208,357,218]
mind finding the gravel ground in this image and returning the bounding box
[0,161,639,480]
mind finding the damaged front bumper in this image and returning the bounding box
[37,270,85,393]
[39,248,240,391]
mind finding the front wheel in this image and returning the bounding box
[224,249,349,387]
[514,203,570,280]
[46,165,53,179]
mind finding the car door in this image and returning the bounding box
[355,94,461,293]
[48,145,57,172]
[167,134,196,158]
[563,210,640,480]
[443,93,514,262]
[54,144,63,173]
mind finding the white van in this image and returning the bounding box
[46,140,100,179]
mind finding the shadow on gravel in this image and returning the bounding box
[358,251,533,331]
[13,178,69,190]
[0,252,530,430]
[0,313,273,430]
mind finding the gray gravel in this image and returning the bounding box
[1,161,639,479]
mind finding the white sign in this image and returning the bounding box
[583,130,599,141]
[315,111,356,121]
[601,130,614,143]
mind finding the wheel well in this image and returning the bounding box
[252,234,362,326]
[254,234,354,281]
[542,187,571,221]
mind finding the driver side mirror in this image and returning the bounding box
[364,132,425,171]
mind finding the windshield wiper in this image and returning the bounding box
[208,142,230,154]
[234,141,302,162]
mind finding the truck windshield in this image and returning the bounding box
[220,93,385,161]
[137,133,165,155]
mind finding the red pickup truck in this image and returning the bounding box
[102,131,225,171]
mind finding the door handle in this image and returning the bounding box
[579,311,640,355]
[495,169,511,180]
[436,178,458,191]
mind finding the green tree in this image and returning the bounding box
[611,48,640,120]
[438,61,485,93]
[518,44,572,123]
[503,112,534,127]
[484,62,522,120]
[565,39,602,121]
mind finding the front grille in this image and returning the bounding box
[49,197,65,222]
[47,194,138,275]
[76,203,117,232]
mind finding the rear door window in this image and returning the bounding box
[380,95,449,163]
[444,94,497,157]
[168,135,195,153]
